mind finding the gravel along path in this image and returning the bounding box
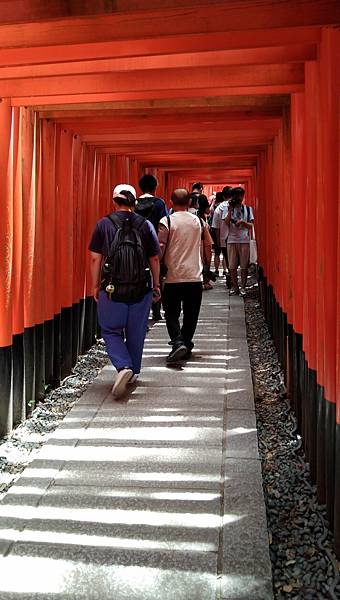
[244,276,340,600]
[0,340,109,498]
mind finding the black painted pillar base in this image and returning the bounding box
[82,296,96,353]
[35,323,45,401]
[0,346,13,437]
[53,313,61,389]
[306,367,317,483]
[334,425,340,556]
[72,302,80,368]
[316,384,326,505]
[325,400,336,527]
[44,318,54,387]
[78,298,86,356]
[61,306,73,379]
[12,333,25,426]
[23,326,36,415]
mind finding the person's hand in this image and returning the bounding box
[94,285,100,303]
[153,286,161,302]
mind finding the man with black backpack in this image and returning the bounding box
[135,174,168,321]
[89,189,160,398]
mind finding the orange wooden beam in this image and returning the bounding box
[57,117,282,136]
[34,95,290,114]
[0,44,316,80]
[0,3,337,48]
[0,0,334,24]
[0,29,320,68]
[11,86,302,107]
[2,63,304,98]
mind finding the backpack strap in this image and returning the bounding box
[198,216,205,240]
[107,212,121,229]
[162,215,171,260]
[107,212,145,231]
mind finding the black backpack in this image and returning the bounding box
[101,213,150,303]
[135,197,163,232]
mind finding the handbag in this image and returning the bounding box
[249,224,258,264]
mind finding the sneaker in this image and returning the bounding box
[166,344,188,363]
[112,367,133,397]
[229,287,240,296]
[183,349,192,360]
[239,288,246,297]
[222,270,227,276]
[214,270,219,277]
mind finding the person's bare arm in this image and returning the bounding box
[203,224,213,266]
[90,251,102,302]
[224,208,232,225]
[148,254,161,300]
[237,219,253,229]
[158,222,169,259]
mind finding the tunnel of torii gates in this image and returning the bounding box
[0,0,339,551]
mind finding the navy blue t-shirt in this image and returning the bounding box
[89,211,160,258]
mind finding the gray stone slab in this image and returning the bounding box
[136,370,226,388]
[2,542,218,600]
[225,387,255,410]
[0,539,12,557]
[225,410,259,458]
[101,385,225,410]
[53,445,222,490]
[19,484,220,552]
[222,458,273,599]
[50,420,223,446]
[91,414,223,428]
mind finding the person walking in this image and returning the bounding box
[224,186,254,297]
[158,188,203,363]
[197,194,214,290]
[211,186,233,288]
[89,188,160,398]
[135,173,168,321]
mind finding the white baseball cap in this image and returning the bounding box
[113,183,136,198]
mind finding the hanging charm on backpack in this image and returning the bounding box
[105,283,115,300]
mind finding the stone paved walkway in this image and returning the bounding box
[0,280,273,599]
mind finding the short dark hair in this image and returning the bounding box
[197,194,209,218]
[114,190,136,207]
[197,194,209,212]
[222,186,233,199]
[215,191,224,205]
[192,182,203,192]
[171,188,190,206]
[139,174,158,194]
[231,186,245,198]
[189,192,199,209]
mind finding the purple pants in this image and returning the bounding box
[97,290,152,374]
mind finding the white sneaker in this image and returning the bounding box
[112,368,133,398]
[239,288,246,297]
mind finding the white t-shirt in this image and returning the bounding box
[227,204,254,244]
[159,211,203,283]
[212,201,230,248]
